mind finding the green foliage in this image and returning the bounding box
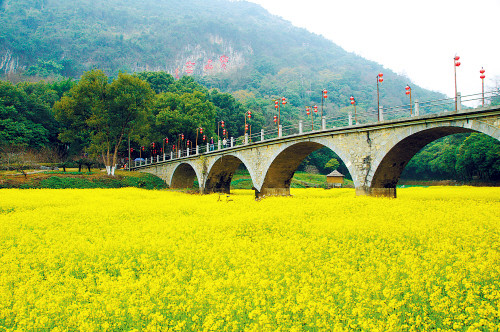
[402,133,500,182]
[0,80,61,149]
[455,133,500,181]
[24,59,64,77]
[54,70,154,168]
[325,158,340,172]
[2,172,167,189]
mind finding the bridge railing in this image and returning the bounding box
[133,89,499,168]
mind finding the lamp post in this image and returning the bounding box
[178,133,184,156]
[405,85,412,116]
[321,89,328,117]
[313,105,318,130]
[217,121,225,140]
[273,97,286,127]
[350,96,357,124]
[163,137,169,156]
[377,72,384,121]
[454,55,461,111]
[306,106,314,130]
[151,142,156,157]
[244,110,251,135]
[480,67,486,107]
[196,127,203,150]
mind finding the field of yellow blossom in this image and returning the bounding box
[0,187,499,331]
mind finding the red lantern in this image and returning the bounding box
[306,107,310,115]
[223,129,226,135]
[141,146,145,151]
[405,85,411,95]
[247,110,252,119]
[245,124,249,131]
[323,89,328,98]
[455,61,461,67]
[282,97,287,105]
[165,138,168,144]
[480,68,485,79]
[200,128,203,134]
[313,105,318,113]
[378,72,384,83]
[275,100,279,109]
[181,134,184,140]
[152,142,155,148]
[454,55,460,61]
[130,148,134,153]
[203,135,206,141]
[221,121,225,128]
[273,115,277,123]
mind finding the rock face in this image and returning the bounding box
[0,49,21,74]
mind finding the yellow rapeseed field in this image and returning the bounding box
[0,187,499,331]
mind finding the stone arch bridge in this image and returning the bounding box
[133,105,500,198]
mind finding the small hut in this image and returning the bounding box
[326,170,344,188]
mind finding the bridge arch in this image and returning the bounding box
[367,120,500,197]
[169,162,202,190]
[257,139,355,197]
[203,154,256,194]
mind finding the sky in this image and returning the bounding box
[245,0,500,101]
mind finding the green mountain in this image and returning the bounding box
[1,0,447,118]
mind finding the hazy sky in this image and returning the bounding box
[246,0,500,100]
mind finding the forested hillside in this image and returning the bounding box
[0,0,499,182]
[0,0,447,117]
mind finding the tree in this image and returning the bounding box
[325,158,340,172]
[54,70,154,175]
[455,133,500,181]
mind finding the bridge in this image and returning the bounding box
[132,92,500,198]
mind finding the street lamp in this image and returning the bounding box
[151,142,156,157]
[217,121,225,141]
[377,72,384,121]
[178,133,184,156]
[306,106,318,131]
[163,137,169,156]
[321,89,328,117]
[196,127,203,150]
[405,85,412,116]
[244,110,251,134]
[350,96,357,124]
[454,55,461,111]
[273,97,286,127]
[480,67,486,107]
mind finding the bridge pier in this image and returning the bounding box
[356,187,397,198]
[254,187,291,198]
